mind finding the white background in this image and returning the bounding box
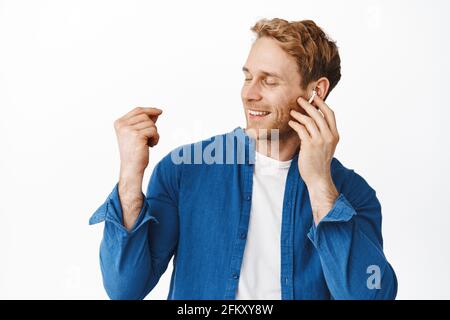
[1,0,449,299]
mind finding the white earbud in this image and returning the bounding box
[308,89,317,103]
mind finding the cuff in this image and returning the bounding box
[307,193,356,247]
[88,183,159,234]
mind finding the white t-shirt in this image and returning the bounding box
[235,151,292,300]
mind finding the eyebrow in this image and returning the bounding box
[242,66,284,80]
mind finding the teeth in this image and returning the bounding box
[249,110,270,116]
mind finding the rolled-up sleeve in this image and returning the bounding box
[89,154,180,300]
[307,172,398,300]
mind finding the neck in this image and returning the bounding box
[246,128,300,161]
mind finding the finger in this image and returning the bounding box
[141,108,162,123]
[132,120,156,130]
[139,126,159,147]
[148,113,161,124]
[290,109,320,138]
[140,108,163,122]
[312,95,338,136]
[123,107,163,120]
[297,97,331,135]
[149,131,160,147]
[288,120,310,142]
[127,113,151,126]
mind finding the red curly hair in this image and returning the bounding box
[251,18,341,98]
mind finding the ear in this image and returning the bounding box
[315,77,330,100]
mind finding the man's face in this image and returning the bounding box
[241,37,307,139]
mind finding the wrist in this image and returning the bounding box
[308,178,338,200]
[307,177,339,225]
[120,165,144,184]
[118,172,144,230]
[118,167,144,204]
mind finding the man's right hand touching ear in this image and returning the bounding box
[113,107,163,231]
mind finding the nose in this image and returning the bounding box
[242,81,262,102]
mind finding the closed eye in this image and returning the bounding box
[263,79,278,86]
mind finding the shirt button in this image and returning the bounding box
[232,273,239,280]
[240,232,247,240]
[245,195,251,201]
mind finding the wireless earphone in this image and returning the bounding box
[308,89,317,104]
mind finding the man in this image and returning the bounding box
[89,18,397,300]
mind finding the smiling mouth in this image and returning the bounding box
[248,109,271,118]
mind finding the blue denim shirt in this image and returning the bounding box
[89,127,397,300]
